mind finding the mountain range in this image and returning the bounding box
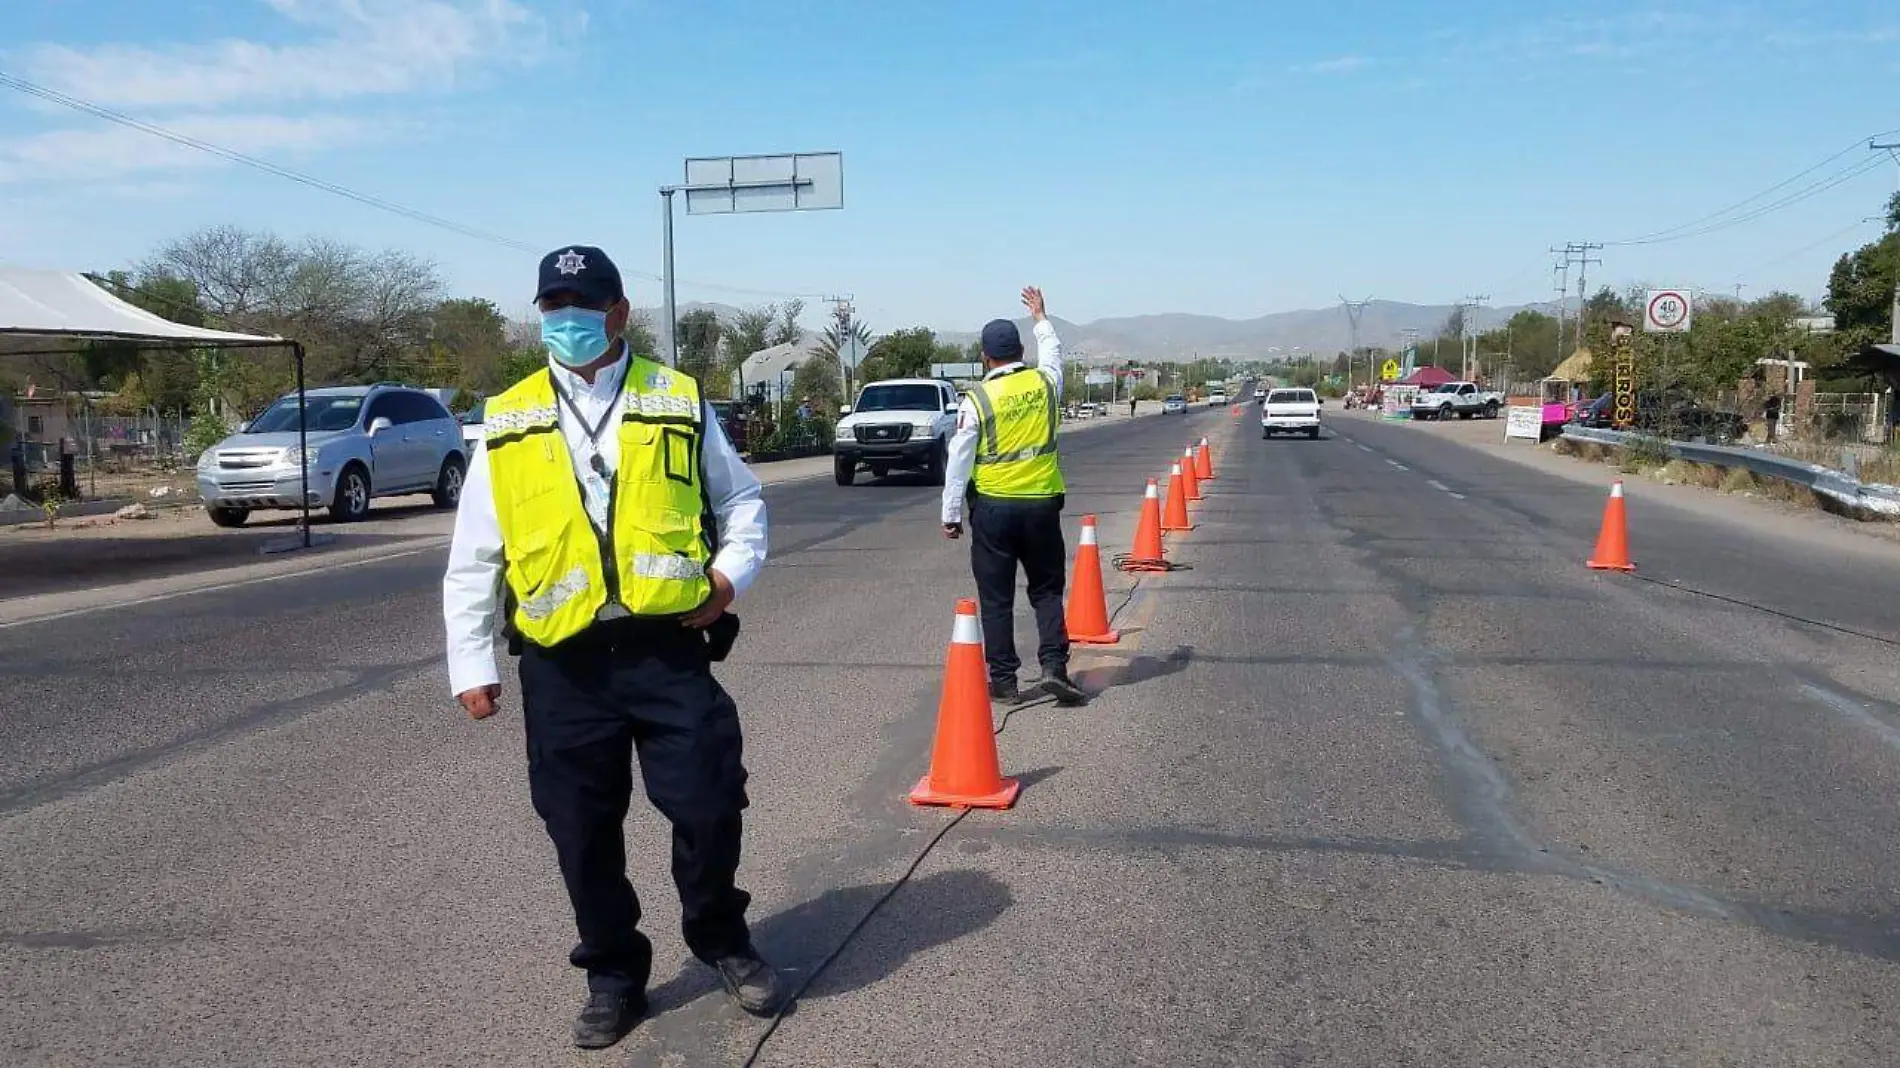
[520,298,1577,366]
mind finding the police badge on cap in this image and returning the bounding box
[535,245,625,306]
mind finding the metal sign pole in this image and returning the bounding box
[661,152,843,377]
[661,188,678,367]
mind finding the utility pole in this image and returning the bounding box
[1554,242,1603,352]
[1457,294,1488,381]
[1340,295,1373,390]
[1549,249,1572,357]
[823,294,856,401]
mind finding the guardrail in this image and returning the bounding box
[1559,424,1900,520]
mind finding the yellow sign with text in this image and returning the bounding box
[1380,359,1400,381]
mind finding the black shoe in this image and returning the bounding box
[712,950,784,1016]
[572,990,645,1049]
[1039,671,1089,707]
[989,679,1023,704]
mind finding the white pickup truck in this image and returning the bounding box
[1410,382,1504,421]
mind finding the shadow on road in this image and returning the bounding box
[645,868,1014,1015]
[1074,644,1193,695]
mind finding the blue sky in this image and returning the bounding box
[1,0,1896,332]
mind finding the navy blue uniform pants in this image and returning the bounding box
[518,619,752,996]
[968,493,1069,684]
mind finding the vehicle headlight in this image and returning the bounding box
[196,450,217,471]
[281,445,320,466]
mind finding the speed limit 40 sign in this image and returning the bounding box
[1644,289,1693,333]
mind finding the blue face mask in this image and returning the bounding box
[541,307,613,368]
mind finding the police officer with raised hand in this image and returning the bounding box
[442,245,779,1050]
[941,286,1088,707]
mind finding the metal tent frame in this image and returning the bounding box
[0,271,316,548]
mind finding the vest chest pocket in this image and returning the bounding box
[615,421,698,487]
[662,427,697,486]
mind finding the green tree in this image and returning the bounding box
[771,299,804,347]
[817,314,875,384]
[725,306,776,364]
[859,327,942,382]
[674,308,725,394]
[1825,192,1900,390]
[789,354,842,413]
[621,310,659,360]
[428,297,509,391]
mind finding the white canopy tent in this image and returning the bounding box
[0,267,317,546]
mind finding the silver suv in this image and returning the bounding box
[195,384,466,527]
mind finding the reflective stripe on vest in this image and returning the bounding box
[484,359,713,646]
[969,366,1065,499]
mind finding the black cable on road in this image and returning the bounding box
[1627,572,1900,649]
[738,574,1153,1066]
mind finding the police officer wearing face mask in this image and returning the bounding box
[442,246,778,1049]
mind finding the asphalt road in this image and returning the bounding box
[4,404,1900,1066]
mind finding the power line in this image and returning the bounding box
[0,68,833,303]
[1733,216,1885,283]
[1603,130,1900,247]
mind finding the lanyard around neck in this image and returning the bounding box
[550,360,628,454]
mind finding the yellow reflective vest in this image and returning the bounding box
[484,358,712,647]
[969,366,1065,499]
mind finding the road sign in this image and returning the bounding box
[660,150,844,367]
[932,362,983,380]
[1380,358,1400,381]
[1644,289,1692,333]
[682,153,844,215]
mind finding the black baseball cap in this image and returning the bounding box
[980,318,1024,362]
[535,245,625,306]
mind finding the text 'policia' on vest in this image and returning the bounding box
[484,355,713,647]
[969,365,1064,499]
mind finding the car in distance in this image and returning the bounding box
[1163,394,1188,414]
[831,378,959,485]
[1207,387,1229,407]
[195,384,466,526]
[1261,387,1322,439]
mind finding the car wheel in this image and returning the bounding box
[1307,427,1320,440]
[330,464,371,522]
[833,455,856,486]
[1484,402,1500,419]
[431,455,466,509]
[207,506,249,528]
[926,439,948,486]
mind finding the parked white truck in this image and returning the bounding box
[1409,382,1504,421]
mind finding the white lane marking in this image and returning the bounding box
[1428,479,1467,500]
[1387,459,1410,472]
[1356,444,1373,453]
[0,543,444,630]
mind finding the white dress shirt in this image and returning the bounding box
[940,319,1065,525]
[442,348,769,696]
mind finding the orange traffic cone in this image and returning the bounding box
[1065,515,1120,644]
[1162,462,1195,532]
[1230,404,1241,419]
[1587,480,1636,572]
[1120,479,1168,571]
[909,599,1022,810]
[1195,436,1215,481]
[1181,445,1203,501]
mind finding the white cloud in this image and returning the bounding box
[1289,56,1372,76]
[16,0,556,109]
[0,114,377,183]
